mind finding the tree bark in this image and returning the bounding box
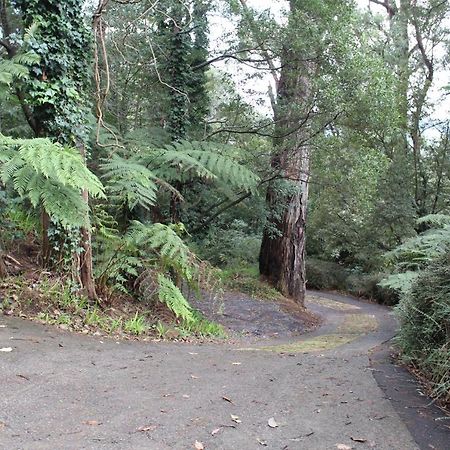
[259,47,312,305]
[0,247,7,279]
[77,145,97,300]
[41,209,51,267]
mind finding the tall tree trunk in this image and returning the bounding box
[259,52,312,305]
[14,0,99,300]
[77,145,97,300]
[259,149,309,304]
[41,210,51,267]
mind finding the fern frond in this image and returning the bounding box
[144,140,260,192]
[127,221,195,282]
[416,214,450,228]
[0,134,105,228]
[157,274,194,322]
[100,154,159,210]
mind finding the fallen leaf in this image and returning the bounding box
[211,427,222,436]
[194,441,204,449]
[0,347,12,352]
[16,374,30,381]
[83,420,102,426]
[268,417,278,428]
[351,437,367,443]
[222,396,233,404]
[230,414,241,424]
[137,425,157,432]
[336,445,352,450]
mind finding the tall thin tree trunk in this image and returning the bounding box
[0,246,7,279]
[41,209,51,267]
[77,145,97,300]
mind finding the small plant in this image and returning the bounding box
[55,313,72,326]
[37,312,53,324]
[108,317,123,333]
[124,312,148,335]
[85,307,105,327]
[180,311,226,338]
[155,320,169,338]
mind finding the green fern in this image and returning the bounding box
[380,214,450,293]
[126,221,196,282]
[0,24,40,87]
[100,154,159,210]
[99,139,259,213]
[0,134,105,228]
[147,140,260,193]
[157,274,194,322]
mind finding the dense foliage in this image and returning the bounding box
[0,0,449,398]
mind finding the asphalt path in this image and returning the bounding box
[0,291,448,449]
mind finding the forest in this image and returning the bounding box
[0,0,449,412]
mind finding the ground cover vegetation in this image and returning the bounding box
[0,0,449,404]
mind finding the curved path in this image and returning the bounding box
[0,291,448,449]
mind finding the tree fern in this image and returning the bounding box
[0,134,104,228]
[0,24,40,87]
[94,219,211,319]
[147,140,260,193]
[126,221,196,282]
[100,154,160,210]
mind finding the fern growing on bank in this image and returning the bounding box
[0,134,104,228]
[380,214,450,406]
[157,274,193,322]
[94,218,210,322]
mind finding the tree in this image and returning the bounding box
[10,0,98,298]
[237,0,358,304]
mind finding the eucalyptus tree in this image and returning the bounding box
[368,0,450,218]
[236,0,359,304]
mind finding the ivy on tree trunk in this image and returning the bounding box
[13,0,97,299]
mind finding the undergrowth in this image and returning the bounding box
[218,265,283,301]
[0,275,226,340]
[394,252,450,407]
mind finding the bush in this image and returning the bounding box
[395,252,450,405]
[305,258,348,291]
[195,220,261,267]
[306,259,398,304]
[346,272,399,305]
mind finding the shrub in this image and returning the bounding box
[305,258,348,291]
[395,252,450,405]
[195,220,261,267]
[346,272,399,305]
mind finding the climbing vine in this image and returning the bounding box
[13,0,93,144]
